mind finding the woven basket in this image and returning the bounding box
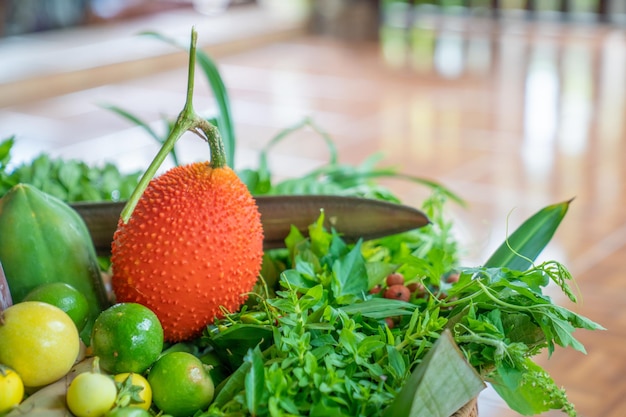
[451,398,478,417]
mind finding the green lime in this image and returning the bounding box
[148,351,214,417]
[91,303,164,374]
[23,282,89,331]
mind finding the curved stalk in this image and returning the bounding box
[120,27,226,223]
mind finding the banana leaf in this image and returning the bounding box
[382,330,485,417]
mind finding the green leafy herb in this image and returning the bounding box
[0,137,141,202]
[199,199,601,417]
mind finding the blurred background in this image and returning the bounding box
[1,1,625,416]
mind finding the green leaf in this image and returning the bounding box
[385,344,407,380]
[281,268,317,290]
[206,324,273,370]
[212,360,251,408]
[382,330,485,417]
[365,261,398,290]
[194,50,236,168]
[484,199,573,271]
[260,118,338,167]
[339,298,417,319]
[308,210,332,257]
[57,162,82,194]
[533,306,605,355]
[490,359,576,416]
[102,104,161,142]
[500,313,546,348]
[102,104,180,166]
[299,285,324,311]
[331,240,368,303]
[0,136,15,168]
[244,345,266,415]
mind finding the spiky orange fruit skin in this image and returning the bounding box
[111,162,264,342]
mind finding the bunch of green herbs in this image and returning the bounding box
[0,136,141,202]
[196,198,602,417]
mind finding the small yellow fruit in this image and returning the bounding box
[67,369,117,417]
[0,301,80,387]
[0,365,24,413]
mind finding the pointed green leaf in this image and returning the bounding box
[244,345,266,415]
[484,199,573,271]
[0,136,15,168]
[212,360,251,408]
[339,298,417,319]
[194,49,236,168]
[331,240,368,302]
[101,104,161,142]
[101,104,180,166]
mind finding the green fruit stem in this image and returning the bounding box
[120,27,227,224]
[92,356,103,374]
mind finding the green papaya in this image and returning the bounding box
[0,183,110,342]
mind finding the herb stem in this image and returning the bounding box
[474,280,528,311]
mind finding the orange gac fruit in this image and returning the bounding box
[111,162,264,342]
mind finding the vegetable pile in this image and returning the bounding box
[0,27,604,417]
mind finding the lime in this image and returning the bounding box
[148,351,214,417]
[0,364,24,413]
[23,282,89,331]
[91,303,163,374]
[113,372,152,410]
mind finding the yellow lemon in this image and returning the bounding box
[0,301,80,387]
[0,364,24,413]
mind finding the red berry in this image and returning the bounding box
[406,281,425,295]
[385,317,395,329]
[444,272,460,284]
[386,272,405,287]
[370,285,382,294]
[383,285,411,302]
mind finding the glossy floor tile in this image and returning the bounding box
[1,6,625,417]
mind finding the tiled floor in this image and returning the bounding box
[1,4,625,417]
